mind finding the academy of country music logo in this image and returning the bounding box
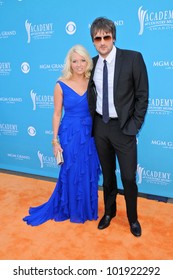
[25,19,54,43]
[148,98,173,115]
[137,164,171,186]
[0,62,11,76]
[37,150,57,168]
[138,6,173,35]
[116,164,171,186]
[0,123,18,136]
[30,89,54,110]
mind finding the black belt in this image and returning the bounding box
[96,112,118,120]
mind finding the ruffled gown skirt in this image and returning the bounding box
[23,83,100,226]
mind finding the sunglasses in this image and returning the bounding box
[93,35,112,43]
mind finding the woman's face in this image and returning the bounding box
[71,52,87,75]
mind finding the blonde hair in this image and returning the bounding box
[60,44,93,79]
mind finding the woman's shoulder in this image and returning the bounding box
[57,78,69,86]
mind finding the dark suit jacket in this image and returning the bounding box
[87,47,149,136]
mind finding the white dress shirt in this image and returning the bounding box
[93,45,118,118]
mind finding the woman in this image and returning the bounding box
[23,45,100,226]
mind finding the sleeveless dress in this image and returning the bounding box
[23,81,100,226]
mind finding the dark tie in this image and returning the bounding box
[102,60,109,123]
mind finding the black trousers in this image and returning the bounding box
[94,115,138,224]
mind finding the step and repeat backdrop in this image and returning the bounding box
[0,0,173,198]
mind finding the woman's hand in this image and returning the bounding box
[52,140,63,157]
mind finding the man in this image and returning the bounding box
[87,17,149,237]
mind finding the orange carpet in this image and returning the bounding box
[0,171,173,260]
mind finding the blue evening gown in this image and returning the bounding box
[23,81,100,226]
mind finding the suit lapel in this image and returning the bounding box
[89,56,99,98]
[113,48,122,94]
[91,56,99,79]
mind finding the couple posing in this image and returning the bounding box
[23,17,149,237]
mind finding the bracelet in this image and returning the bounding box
[52,139,59,145]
